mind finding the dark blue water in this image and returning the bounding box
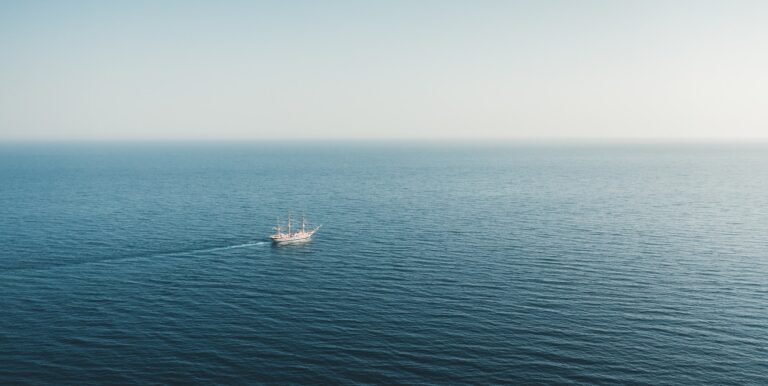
[1,142,767,385]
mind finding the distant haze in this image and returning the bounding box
[1,0,767,140]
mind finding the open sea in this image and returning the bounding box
[1,142,766,385]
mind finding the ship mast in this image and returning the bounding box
[301,212,306,233]
[287,211,292,235]
[275,217,281,235]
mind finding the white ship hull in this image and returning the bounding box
[270,232,314,244]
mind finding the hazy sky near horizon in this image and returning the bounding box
[1,0,767,140]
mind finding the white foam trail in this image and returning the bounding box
[205,241,268,252]
[1,241,271,274]
[167,241,269,256]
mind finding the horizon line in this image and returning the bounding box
[2,137,768,146]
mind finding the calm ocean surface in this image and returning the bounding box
[1,142,766,385]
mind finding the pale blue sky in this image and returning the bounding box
[1,0,767,140]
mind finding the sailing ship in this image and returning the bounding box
[270,212,321,244]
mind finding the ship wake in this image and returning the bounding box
[1,241,270,275]
[197,241,268,253]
